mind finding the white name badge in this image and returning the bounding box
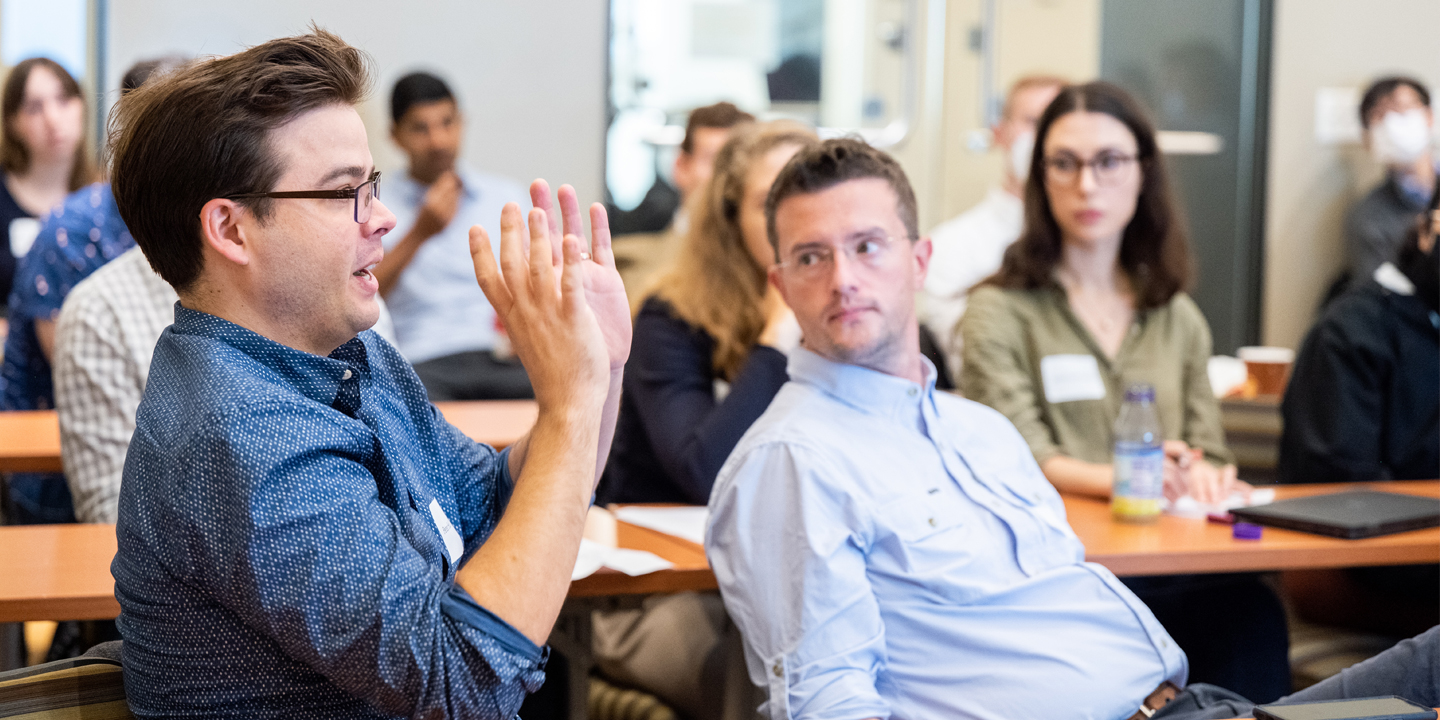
[9,217,40,258]
[1040,354,1107,404]
[428,499,465,564]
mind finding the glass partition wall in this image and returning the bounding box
[605,0,917,215]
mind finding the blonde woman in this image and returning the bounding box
[599,121,817,506]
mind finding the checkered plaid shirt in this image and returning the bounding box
[53,246,176,523]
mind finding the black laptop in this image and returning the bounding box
[1230,491,1440,539]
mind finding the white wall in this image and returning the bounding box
[106,0,607,204]
[1262,0,1439,349]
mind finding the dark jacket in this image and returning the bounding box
[1278,277,1440,483]
[597,297,789,505]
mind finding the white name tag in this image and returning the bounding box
[9,218,40,258]
[1040,354,1107,404]
[428,499,465,564]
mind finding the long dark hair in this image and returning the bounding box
[1,57,97,191]
[982,81,1192,310]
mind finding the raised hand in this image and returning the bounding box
[529,180,632,371]
[468,198,610,413]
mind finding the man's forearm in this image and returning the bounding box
[593,369,623,484]
[458,406,601,645]
[373,227,433,296]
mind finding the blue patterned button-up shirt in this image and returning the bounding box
[114,304,546,719]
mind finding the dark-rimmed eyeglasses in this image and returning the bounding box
[227,170,381,223]
[1042,152,1138,187]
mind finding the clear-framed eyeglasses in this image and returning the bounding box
[775,233,906,280]
[227,170,381,223]
[1042,151,1138,187]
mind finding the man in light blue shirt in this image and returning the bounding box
[373,71,533,399]
[705,138,1440,720]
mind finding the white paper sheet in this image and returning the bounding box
[570,538,675,580]
[601,547,675,576]
[572,538,608,581]
[613,506,710,545]
[1165,487,1276,518]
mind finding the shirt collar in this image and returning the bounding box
[786,345,938,421]
[171,303,372,411]
[1374,261,1416,295]
[1389,171,1435,210]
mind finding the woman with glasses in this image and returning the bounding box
[958,81,1290,701]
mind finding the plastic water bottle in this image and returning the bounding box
[1112,384,1164,523]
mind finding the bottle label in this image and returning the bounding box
[1112,442,1164,521]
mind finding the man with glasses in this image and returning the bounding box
[704,138,1439,720]
[107,31,631,718]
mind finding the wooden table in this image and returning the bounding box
[0,515,712,623]
[1066,480,1440,576]
[0,400,539,473]
[0,410,62,473]
[0,523,119,623]
[6,481,1433,623]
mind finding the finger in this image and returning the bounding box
[589,203,615,267]
[559,234,588,315]
[528,207,558,303]
[468,224,512,315]
[558,184,584,249]
[529,178,563,258]
[497,203,531,304]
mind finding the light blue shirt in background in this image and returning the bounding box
[706,348,1187,720]
[383,167,529,364]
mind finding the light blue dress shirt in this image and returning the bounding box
[706,348,1187,720]
[383,167,529,364]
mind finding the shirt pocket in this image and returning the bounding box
[875,491,974,575]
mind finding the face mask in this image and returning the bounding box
[1370,109,1433,167]
[1008,130,1036,183]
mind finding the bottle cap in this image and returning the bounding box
[1233,522,1263,540]
[1123,384,1156,403]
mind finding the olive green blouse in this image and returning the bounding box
[958,284,1233,468]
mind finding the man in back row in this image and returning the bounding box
[705,138,1438,720]
[108,30,630,718]
[372,71,535,400]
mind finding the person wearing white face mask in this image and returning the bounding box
[921,76,1065,382]
[1345,75,1435,285]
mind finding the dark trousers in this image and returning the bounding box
[1157,625,1440,719]
[412,350,534,401]
[1123,572,1291,703]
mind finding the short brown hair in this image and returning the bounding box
[109,29,371,292]
[680,101,754,154]
[1,58,97,191]
[983,81,1191,310]
[764,137,918,258]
